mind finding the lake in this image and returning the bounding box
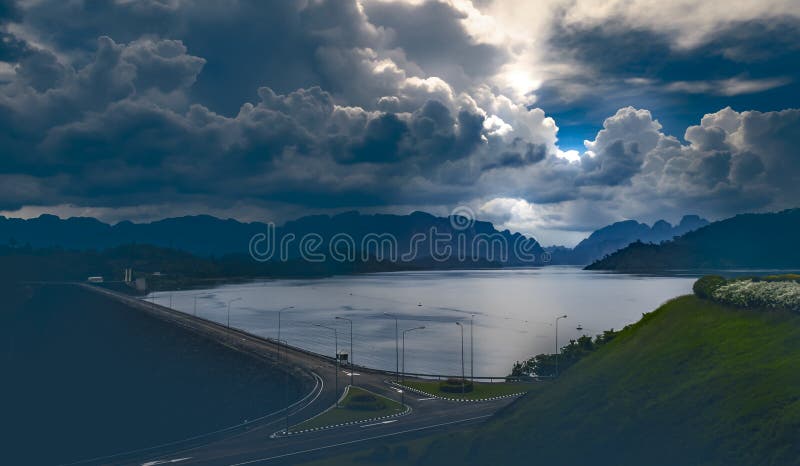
[147,267,696,377]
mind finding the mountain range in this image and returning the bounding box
[587,209,800,270]
[546,215,709,264]
[0,211,545,268]
[0,211,713,267]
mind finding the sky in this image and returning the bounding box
[0,0,798,246]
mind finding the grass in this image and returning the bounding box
[290,386,406,432]
[420,295,800,465]
[401,379,535,400]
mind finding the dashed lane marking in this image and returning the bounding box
[360,420,398,428]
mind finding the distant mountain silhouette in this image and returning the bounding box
[586,209,800,270]
[547,215,709,265]
[0,211,546,269]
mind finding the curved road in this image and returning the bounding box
[80,285,522,465]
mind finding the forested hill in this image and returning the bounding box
[586,209,800,271]
[0,211,544,266]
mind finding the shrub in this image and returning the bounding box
[439,378,474,393]
[693,275,728,299]
[763,274,800,282]
[346,392,386,411]
[712,279,800,312]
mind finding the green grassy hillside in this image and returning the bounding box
[423,295,800,465]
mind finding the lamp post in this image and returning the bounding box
[277,306,294,359]
[227,297,242,328]
[470,314,475,383]
[401,326,425,406]
[276,338,290,435]
[555,314,568,377]
[335,316,354,387]
[383,312,399,382]
[456,322,465,395]
[315,324,339,407]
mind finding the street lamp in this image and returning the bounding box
[383,312,399,382]
[335,316,354,387]
[227,297,242,328]
[456,322,465,395]
[275,338,290,435]
[277,306,294,358]
[314,323,339,407]
[555,314,568,377]
[470,314,475,383]
[401,326,425,406]
[193,294,205,317]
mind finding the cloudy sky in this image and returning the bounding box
[1,0,798,245]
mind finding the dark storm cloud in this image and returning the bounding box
[540,17,800,141]
[482,140,546,171]
[0,0,25,61]
[362,0,508,85]
[1,0,799,234]
[0,24,501,211]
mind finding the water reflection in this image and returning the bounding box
[148,267,695,377]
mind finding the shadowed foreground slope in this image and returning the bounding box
[422,295,800,465]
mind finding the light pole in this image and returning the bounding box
[456,322,465,395]
[555,314,568,377]
[315,323,339,407]
[470,314,475,383]
[276,338,290,435]
[335,316,354,387]
[227,297,242,328]
[383,312,399,382]
[193,294,204,317]
[277,306,294,359]
[401,326,425,406]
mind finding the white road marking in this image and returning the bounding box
[416,397,437,401]
[343,371,361,376]
[141,458,191,466]
[231,414,493,466]
[360,420,398,428]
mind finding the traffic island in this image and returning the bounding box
[280,386,410,436]
[397,378,534,401]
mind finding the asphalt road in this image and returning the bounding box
[79,285,519,466]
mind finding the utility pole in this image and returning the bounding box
[335,316,354,387]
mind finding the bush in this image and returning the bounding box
[763,274,800,282]
[439,378,474,393]
[346,392,386,411]
[693,275,727,299]
[712,279,800,312]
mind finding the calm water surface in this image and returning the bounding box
[147,267,695,377]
